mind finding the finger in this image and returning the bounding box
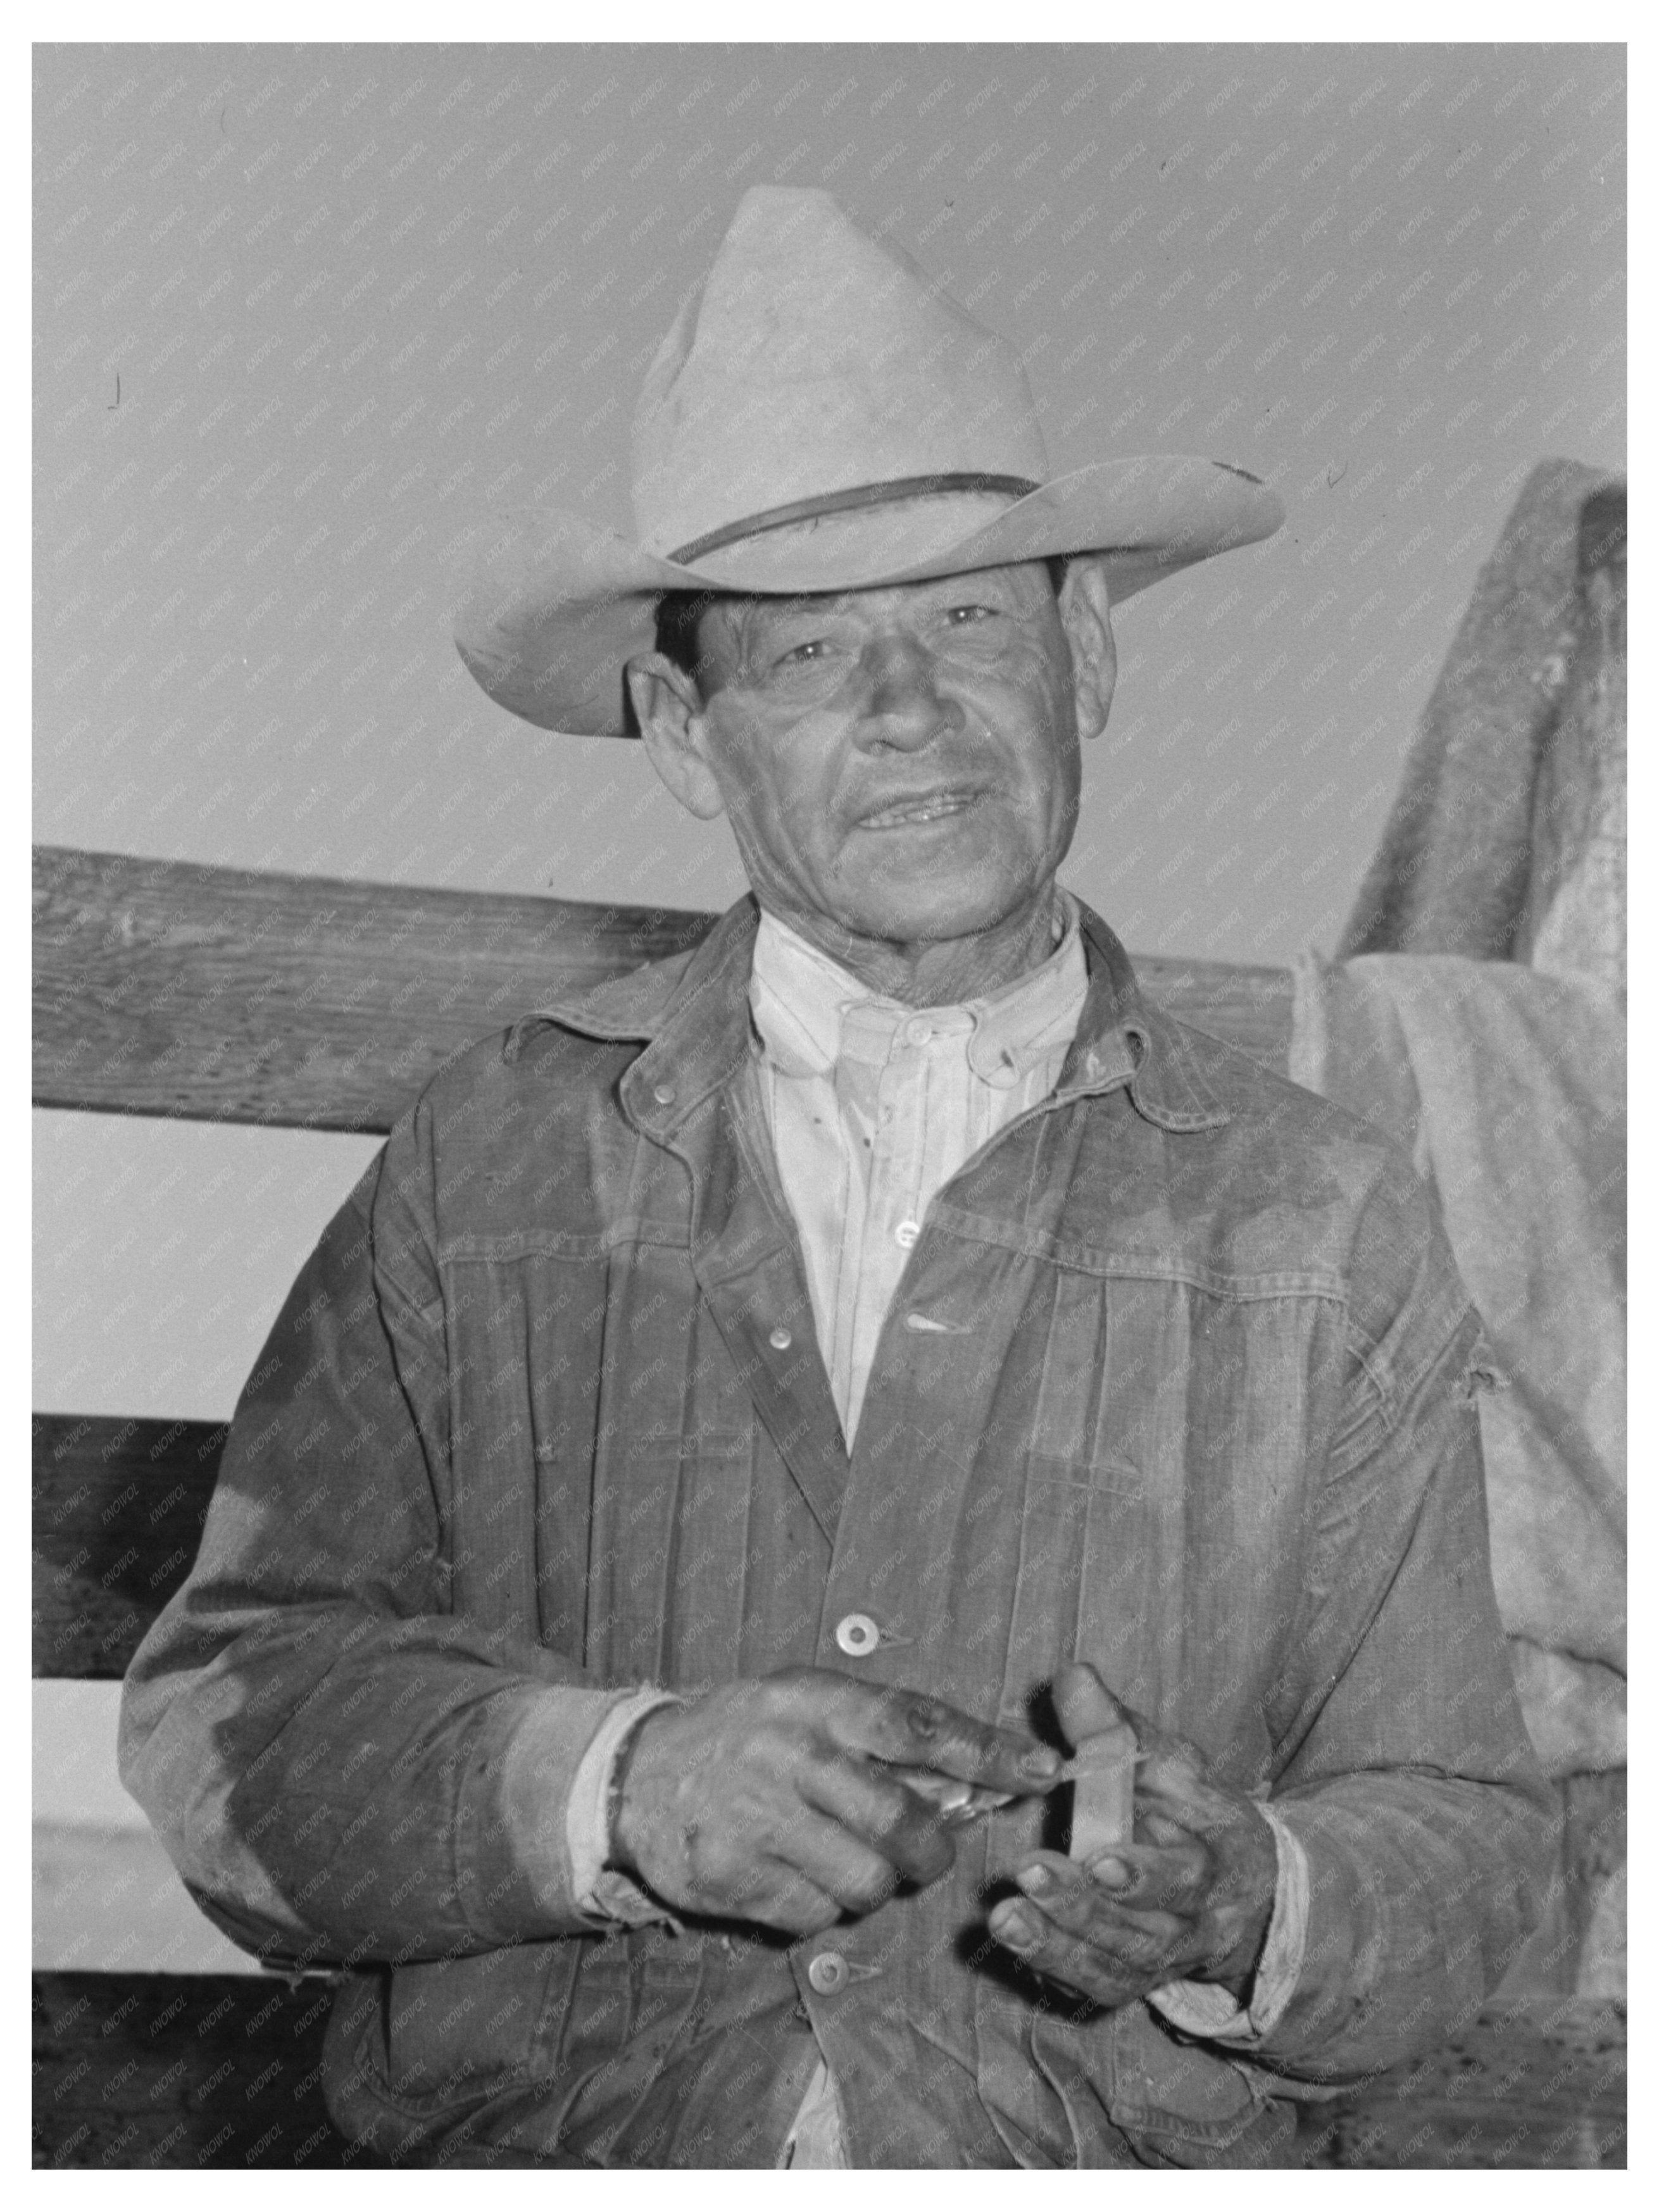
[742,1859,850,1937]
[1051,1666,1196,1771]
[987,1896,1180,2004]
[1014,1856,1193,1957]
[1132,1805,1199,1852]
[1079,1839,1210,1911]
[800,1757,956,1887]
[882,1765,1015,1821]
[1137,1773,1270,1863]
[773,1804,917,1918]
[1132,1735,1215,1806]
[833,1685,1062,1794]
[989,1896,1130,2001]
[1050,1661,1134,1749]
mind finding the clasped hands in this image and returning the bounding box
[610,1661,1276,2012]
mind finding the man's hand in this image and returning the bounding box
[611,1668,1061,1934]
[987,1664,1277,2011]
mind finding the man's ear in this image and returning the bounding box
[625,653,727,822]
[1057,558,1117,742]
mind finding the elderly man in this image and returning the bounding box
[121,189,1551,2169]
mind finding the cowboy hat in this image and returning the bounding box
[454,187,1284,737]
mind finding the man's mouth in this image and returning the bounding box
[856,787,984,830]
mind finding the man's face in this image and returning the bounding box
[631,559,1114,955]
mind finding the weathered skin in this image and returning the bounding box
[626,558,1115,1007]
[611,1670,1060,1934]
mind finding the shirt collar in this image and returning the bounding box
[527,892,1230,1139]
[748,896,1089,1090]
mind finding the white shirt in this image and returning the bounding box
[748,897,1090,1447]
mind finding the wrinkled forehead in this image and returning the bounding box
[704,558,1060,654]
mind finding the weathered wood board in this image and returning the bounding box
[32,846,717,1132]
[34,845,1294,1132]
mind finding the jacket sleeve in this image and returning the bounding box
[1244,1163,1559,2087]
[118,1090,650,1969]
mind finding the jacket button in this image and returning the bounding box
[768,1326,792,1351]
[807,1951,848,1995]
[834,1613,879,1657]
[653,1082,677,1106]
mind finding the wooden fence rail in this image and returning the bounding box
[32,845,1296,1130]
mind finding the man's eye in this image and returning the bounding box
[944,604,998,625]
[778,639,830,666]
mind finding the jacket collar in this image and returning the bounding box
[529,893,1231,1140]
[1058,904,1234,1132]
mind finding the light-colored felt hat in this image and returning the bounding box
[454,187,1285,736]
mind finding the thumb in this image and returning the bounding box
[1051,1662,1137,1752]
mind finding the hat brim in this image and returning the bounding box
[454,455,1284,737]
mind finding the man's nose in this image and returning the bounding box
[857,636,966,748]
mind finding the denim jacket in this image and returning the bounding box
[119,896,1553,2168]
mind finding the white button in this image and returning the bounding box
[653,1082,677,1106]
[894,1219,920,1249]
[835,1612,879,1656]
[807,1951,848,1995]
[905,1018,930,1045]
[768,1326,792,1351]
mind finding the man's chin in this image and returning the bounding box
[820,882,1041,954]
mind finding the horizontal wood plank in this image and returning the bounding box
[1138,949,1293,1067]
[33,1975,1622,2169]
[33,1415,225,1679]
[34,846,1293,1132]
[32,846,718,1133]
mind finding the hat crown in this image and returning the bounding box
[631,188,1050,559]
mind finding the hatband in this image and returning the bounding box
[667,473,1042,566]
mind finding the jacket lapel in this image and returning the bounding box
[546,897,851,1542]
[680,1064,851,1544]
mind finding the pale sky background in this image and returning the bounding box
[27,35,1628,1969]
[35,40,1625,1416]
